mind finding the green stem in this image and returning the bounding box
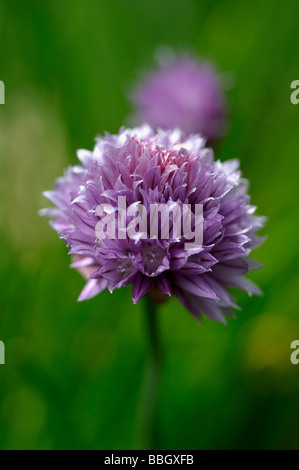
[138,295,163,449]
[144,295,162,366]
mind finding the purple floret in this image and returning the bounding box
[42,125,265,323]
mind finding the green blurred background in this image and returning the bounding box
[0,0,299,450]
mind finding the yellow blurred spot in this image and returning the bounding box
[243,313,297,373]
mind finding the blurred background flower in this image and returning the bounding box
[130,52,227,143]
[0,0,299,450]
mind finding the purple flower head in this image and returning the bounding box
[42,125,265,323]
[130,54,227,143]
